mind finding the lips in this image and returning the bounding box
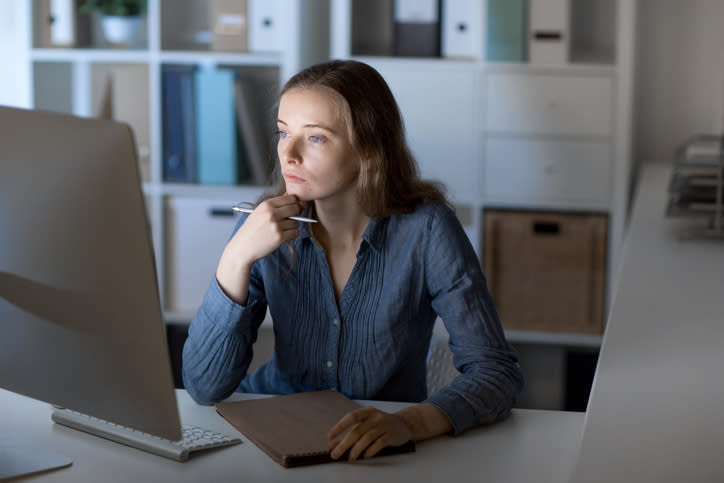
[283,172,305,183]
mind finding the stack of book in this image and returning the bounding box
[666,135,724,222]
[161,65,274,186]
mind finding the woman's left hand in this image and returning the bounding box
[327,406,413,461]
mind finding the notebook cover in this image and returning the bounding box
[215,390,416,468]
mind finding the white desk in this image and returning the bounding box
[8,162,724,482]
[571,161,724,482]
[1,388,582,483]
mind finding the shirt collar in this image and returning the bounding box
[298,212,387,253]
[361,216,386,252]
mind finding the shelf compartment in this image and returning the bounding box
[339,0,621,66]
[483,209,608,335]
[33,0,150,50]
[163,195,243,314]
[32,0,93,49]
[160,0,215,51]
[569,0,617,65]
[33,61,74,115]
[350,0,395,57]
[90,62,151,182]
[159,63,279,187]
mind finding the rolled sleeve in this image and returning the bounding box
[424,203,523,433]
[182,276,267,405]
[425,388,478,435]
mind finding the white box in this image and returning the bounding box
[395,0,439,22]
[164,197,240,315]
[50,0,76,46]
[248,0,282,52]
[441,0,484,59]
[529,0,570,65]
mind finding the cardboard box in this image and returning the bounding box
[483,209,607,334]
[210,0,249,52]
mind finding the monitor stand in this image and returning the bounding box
[0,443,72,480]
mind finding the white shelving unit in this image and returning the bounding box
[15,0,636,350]
[22,0,330,322]
[330,0,637,347]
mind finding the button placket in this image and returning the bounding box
[326,309,342,388]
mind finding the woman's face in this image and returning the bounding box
[276,87,360,203]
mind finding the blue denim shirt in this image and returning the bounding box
[182,201,523,434]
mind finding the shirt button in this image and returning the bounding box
[327,360,333,368]
[332,318,339,326]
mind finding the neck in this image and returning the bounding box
[312,198,370,250]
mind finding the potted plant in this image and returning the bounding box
[80,0,147,48]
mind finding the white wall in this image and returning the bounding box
[634,0,724,164]
[0,0,31,108]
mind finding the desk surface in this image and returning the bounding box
[8,162,724,482]
[571,162,724,482]
[1,388,582,483]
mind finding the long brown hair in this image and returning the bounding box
[266,59,448,218]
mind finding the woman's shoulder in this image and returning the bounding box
[385,201,463,238]
[394,200,458,225]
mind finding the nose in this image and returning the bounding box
[278,135,301,164]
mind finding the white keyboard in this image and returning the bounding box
[51,408,241,462]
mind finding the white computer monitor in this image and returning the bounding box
[0,106,181,477]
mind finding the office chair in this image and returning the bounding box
[426,321,459,395]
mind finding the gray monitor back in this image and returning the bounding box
[0,106,181,440]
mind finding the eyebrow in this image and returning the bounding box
[277,119,338,134]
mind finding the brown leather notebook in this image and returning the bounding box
[215,390,416,468]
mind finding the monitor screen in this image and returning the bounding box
[0,106,181,442]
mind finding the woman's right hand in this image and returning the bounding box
[216,194,303,304]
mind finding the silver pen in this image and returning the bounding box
[231,205,318,223]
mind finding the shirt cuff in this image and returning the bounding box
[425,388,478,436]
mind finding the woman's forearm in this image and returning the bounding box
[215,247,254,306]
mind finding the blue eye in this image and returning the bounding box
[309,135,323,143]
[276,130,288,138]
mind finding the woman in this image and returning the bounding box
[183,59,523,461]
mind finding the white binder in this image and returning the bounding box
[50,0,76,46]
[529,0,569,66]
[394,0,441,57]
[248,0,282,52]
[395,0,439,23]
[441,0,484,59]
